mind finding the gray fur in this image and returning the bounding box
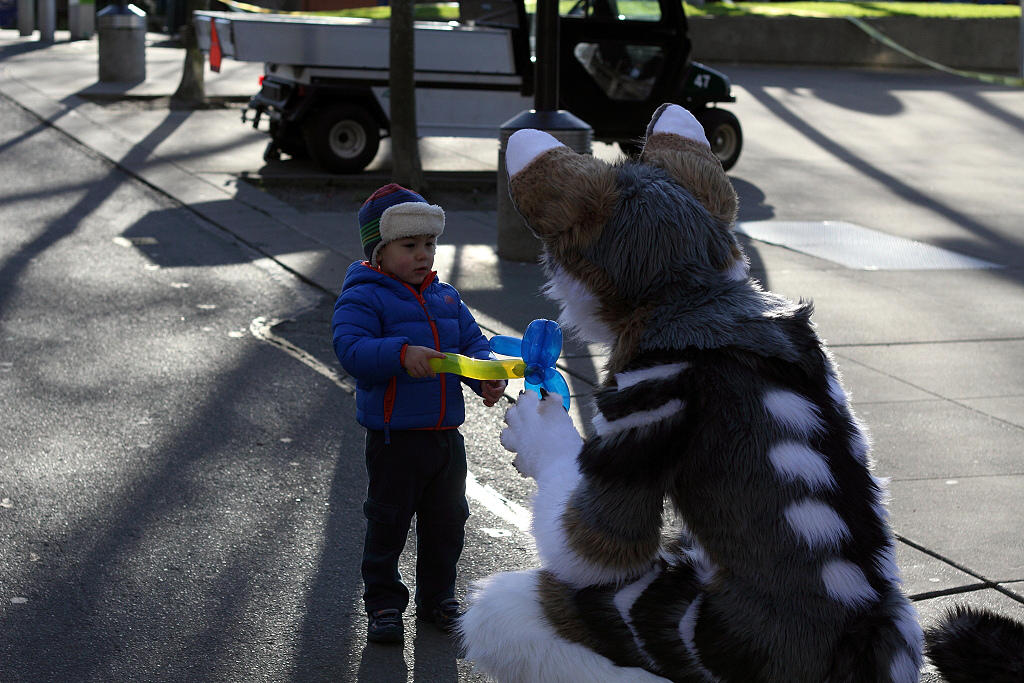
[581,164,736,299]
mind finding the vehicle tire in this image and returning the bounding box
[694,107,742,171]
[277,135,310,160]
[269,120,309,160]
[303,104,381,174]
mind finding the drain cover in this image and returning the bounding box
[736,221,1000,271]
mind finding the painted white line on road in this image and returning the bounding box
[250,316,356,394]
[251,317,533,535]
[467,471,532,532]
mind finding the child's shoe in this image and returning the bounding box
[367,608,404,644]
[424,598,462,635]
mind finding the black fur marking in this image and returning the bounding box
[925,605,1024,683]
[571,584,650,669]
[629,560,713,683]
[569,478,665,549]
[594,377,686,422]
[693,598,772,682]
[827,587,919,683]
[579,415,687,488]
[620,349,696,373]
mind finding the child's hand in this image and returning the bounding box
[481,379,507,407]
[403,345,446,378]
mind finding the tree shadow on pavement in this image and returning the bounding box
[743,82,1024,275]
[0,122,372,679]
[0,39,57,61]
[0,304,366,682]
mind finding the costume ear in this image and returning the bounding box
[645,102,709,148]
[640,104,737,227]
[506,129,619,242]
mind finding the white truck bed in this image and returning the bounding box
[193,10,519,75]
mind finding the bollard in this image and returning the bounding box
[37,0,54,41]
[97,3,147,83]
[497,109,592,262]
[69,0,95,39]
[16,0,33,36]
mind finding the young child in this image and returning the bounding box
[332,184,506,644]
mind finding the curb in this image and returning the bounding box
[240,169,498,191]
[689,15,1021,74]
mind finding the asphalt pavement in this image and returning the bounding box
[1,28,1023,681]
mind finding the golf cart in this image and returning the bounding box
[195,0,742,172]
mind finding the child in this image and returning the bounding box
[331,184,506,644]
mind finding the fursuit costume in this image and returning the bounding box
[458,105,1024,683]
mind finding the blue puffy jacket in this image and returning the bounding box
[332,261,492,434]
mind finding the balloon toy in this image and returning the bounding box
[429,354,525,381]
[490,319,570,410]
[429,318,571,410]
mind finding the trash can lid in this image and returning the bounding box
[97,3,146,28]
[96,3,146,17]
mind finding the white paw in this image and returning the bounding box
[501,390,582,480]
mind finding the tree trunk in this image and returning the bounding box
[172,0,208,108]
[389,0,424,191]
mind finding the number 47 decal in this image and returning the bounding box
[693,74,711,88]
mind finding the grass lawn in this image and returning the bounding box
[295,0,1020,19]
[685,1,1021,18]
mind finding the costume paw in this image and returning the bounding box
[501,390,582,480]
[645,103,709,148]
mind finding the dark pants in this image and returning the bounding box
[361,428,469,615]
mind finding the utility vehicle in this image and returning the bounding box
[195,0,742,172]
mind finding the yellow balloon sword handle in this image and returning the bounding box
[429,354,526,381]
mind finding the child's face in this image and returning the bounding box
[377,234,436,286]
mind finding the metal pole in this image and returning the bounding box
[496,0,592,261]
[17,0,34,36]
[68,0,81,38]
[534,0,559,111]
[1019,0,1023,78]
[37,0,54,41]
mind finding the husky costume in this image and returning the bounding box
[458,104,1024,682]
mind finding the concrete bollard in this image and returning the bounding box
[69,0,96,39]
[497,109,593,262]
[36,0,54,41]
[17,0,33,36]
[97,3,147,82]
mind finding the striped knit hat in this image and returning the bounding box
[359,184,445,266]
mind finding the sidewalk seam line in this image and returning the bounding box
[834,352,1024,433]
[896,534,1024,607]
[830,336,1024,348]
[907,582,989,601]
[890,472,1024,483]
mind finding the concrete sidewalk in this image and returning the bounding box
[2,27,1023,669]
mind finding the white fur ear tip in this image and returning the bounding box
[506,129,565,178]
[651,105,710,148]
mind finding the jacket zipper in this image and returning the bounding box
[400,275,446,430]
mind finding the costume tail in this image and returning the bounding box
[924,605,1024,683]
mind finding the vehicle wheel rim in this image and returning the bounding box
[709,123,737,163]
[328,120,367,159]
